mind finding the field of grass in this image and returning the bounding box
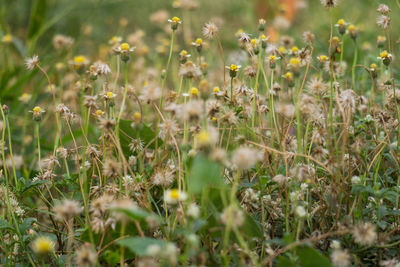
[1,0,400,266]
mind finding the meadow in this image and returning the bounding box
[0,0,400,266]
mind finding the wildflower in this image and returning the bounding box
[250,38,259,54]
[347,24,358,40]
[307,77,329,95]
[75,243,97,267]
[288,57,301,73]
[221,205,244,227]
[187,203,200,218]
[128,138,144,153]
[226,64,240,78]
[329,36,341,57]
[168,16,182,31]
[258,18,266,32]
[335,19,347,35]
[103,91,116,101]
[295,206,307,218]
[53,34,74,49]
[108,35,122,45]
[133,112,141,124]
[231,146,262,170]
[164,189,187,204]
[32,236,55,256]
[202,22,219,39]
[283,72,295,87]
[260,34,269,48]
[192,38,203,52]
[31,106,45,121]
[103,159,121,178]
[152,168,175,187]
[140,85,162,104]
[53,199,83,221]
[25,55,39,70]
[2,33,12,44]
[190,87,199,97]
[70,55,89,74]
[331,249,350,267]
[302,31,315,44]
[377,15,391,29]
[378,50,392,66]
[269,55,280,69]
[19,93,32,103]
[114,42,135,62]
[178,61,202,79]
[351,176,361,184]
[377,4,391,14]
[179,49,191,64]
[352,222,377,246]
[377,35,386,48]
[320,0,339,9]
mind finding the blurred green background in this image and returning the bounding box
[1,0,398,56]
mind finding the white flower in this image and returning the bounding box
[25,55,39,70]
[164,189,187,204]
[187,203,200,218]
[295,206,307,218]
[351,176,361,185]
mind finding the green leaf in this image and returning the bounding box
[243,213,263,239]
[19,218,36,233]
[188,155,224,194]
[277,256,297,267]
[296,246,333,267]
[117,237,166,256]
[0,219,14,231]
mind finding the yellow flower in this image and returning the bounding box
[196,130,210,146]
[32,236,55,255]
[279,46,286,53]
[285,72,293,79]
[96,110,104,116]
[289,57,300,66]
[180,50,188,56]
[2,34,12,43]
[195,38,202,45]
[105,91,116,100]
[370,63,377,69]
[318,55,328,62]
[32,106,43,115]
[337,19,345,25]
[229,64,239,72]
[74,56,86,64]
[171,17,181,23]
[348,24,356,31]
[380,50,388,58]
[19,93,32,103]
[291,46,299,53]
[133,112,141,122]
[213,87,220,93]
[164,189,187,204]
[120,43,130,51]
[250,38,257,46]
[190,87,199,96]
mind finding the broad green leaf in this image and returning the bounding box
[277,256,297,267]
[188,155,224,194]
[296,246,333,267]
